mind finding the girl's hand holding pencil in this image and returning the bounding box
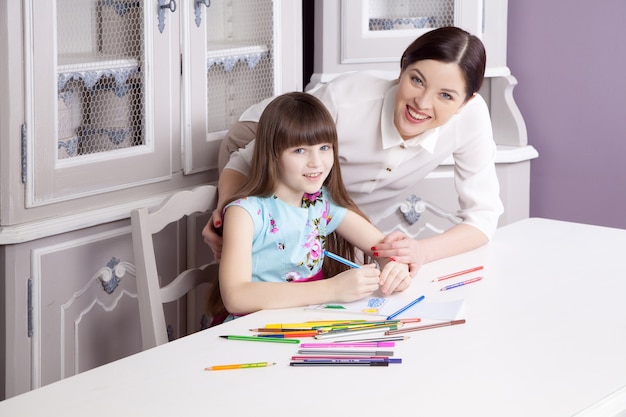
[332,265,381,302]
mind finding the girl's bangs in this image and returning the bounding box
[279,114,336,150]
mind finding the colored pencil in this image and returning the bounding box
[385,319,466,335]
[440,277,482,291]
[432,266,484,282]
[318,335,410,343]
[219,335,300,344]
[314,327,392,340]
[204,362,275,371]
[263,320,366,329]
[314,320,401,330]
[321,323,398,334]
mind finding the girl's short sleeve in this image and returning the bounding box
[322,189,348,234]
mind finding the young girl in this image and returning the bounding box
[213,92,409,320]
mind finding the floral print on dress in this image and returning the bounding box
[302,190,323,207]
[300,194,326,272]
[285,271,301,282]
[302,223,323,272]
[268,213,279,234]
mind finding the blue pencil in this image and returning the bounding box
[323,250,361,269]
[386,295,425,320]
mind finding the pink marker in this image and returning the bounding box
[299,342,395,348]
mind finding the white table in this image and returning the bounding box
[1,218,625,417]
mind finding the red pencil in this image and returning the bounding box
[432,266,483,282]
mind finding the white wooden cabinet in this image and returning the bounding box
[0,0,302,399]
[312,0,508,84]
[312,0,537,237]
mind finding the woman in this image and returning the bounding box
[205,26,502,291]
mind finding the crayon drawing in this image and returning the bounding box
[306,297,389,316]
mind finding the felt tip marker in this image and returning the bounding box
[323,250,361,269]
[300,342,395,348]
[290,361,389,367]
[293,358,402,363]
[385,295,425,320]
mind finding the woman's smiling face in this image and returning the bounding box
[394,59,472,140]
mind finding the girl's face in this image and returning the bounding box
[394,59,472,140]
[274,143,334,206]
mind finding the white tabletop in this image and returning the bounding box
[1,218,625,417]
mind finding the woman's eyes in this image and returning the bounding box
[319,144,331,151]
[411,76,454,101]
[411,76,424,86]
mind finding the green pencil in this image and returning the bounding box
[219,335,300,344]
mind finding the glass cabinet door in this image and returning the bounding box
[26,0,174,206]
[341,0,482,65]
[181,0,302,174]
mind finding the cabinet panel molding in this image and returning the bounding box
[30,226,141,390]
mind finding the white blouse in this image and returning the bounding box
[225,72,503,239]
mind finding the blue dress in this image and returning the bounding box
[225,187,347,283]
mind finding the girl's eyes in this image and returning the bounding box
[441,92,452,100]
[293,144,331,153]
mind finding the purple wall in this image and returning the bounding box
[507,0,626,229]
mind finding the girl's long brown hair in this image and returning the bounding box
[208,92,370,321]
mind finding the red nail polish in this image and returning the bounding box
[390,257,396,262]
[371,246,376,251]
[373,252,379,257]
[215,220,222,228]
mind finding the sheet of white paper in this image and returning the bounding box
[405,299,465,320]
[306,297,464,320]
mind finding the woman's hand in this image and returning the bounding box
[378,260,412,295]
[372,231,425,278]
[202,208,224,260]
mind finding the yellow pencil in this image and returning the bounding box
[263,320,366,329]
[204,361,276,371]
